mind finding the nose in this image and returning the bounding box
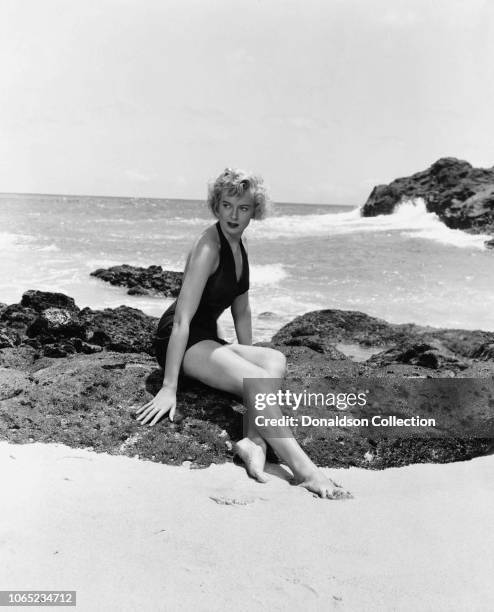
[231,208,238,220]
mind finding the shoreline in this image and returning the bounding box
[3,440,493,611]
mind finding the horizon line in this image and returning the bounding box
[0,191,356,208]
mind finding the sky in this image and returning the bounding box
[1,0,493,205]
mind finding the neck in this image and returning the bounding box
[217,220,242,248]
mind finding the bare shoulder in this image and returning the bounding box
[185,224,220,272]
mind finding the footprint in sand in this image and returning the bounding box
[209,494,267,506]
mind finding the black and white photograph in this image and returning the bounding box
[1,1,494,610]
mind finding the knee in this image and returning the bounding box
[264,350,287,379]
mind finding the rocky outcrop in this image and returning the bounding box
[271,309,494,373]
[1,292,494,470]
[0,290,157,358]
[90,264,183,296]
[361,157,494,234]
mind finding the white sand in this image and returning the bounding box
[1,441,493,612]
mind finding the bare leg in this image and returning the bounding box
[183,342,351,499]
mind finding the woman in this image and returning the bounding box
[136,168,350,499]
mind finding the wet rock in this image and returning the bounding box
[90,264,183,297]
[21,290,79,312]
[361,157,494,234]
[27,308,87,340]
[258,312,277,319]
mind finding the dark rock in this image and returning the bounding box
[361,157,494,233]
[272,309,494,367]
[272,309,423,348]
[1,293,494,470]
[88,330,112,347]
[471,342,494,360]
[71,338,104,354]
[127,286,149,296]
[20,290,79,312]
[27,308,87,340]
[423,328,494,359]
[79,305,157,355]
[43,343,77,358]
[0,294,158,359]
[0,329,20,349]
[258,312,277,319]
[485,238,494,249]
[0,304,38,334]
[90,264,183,297]
[0,352,242,466]
[282,334,348,359]
[367,342,469,370]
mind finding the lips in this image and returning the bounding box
[227,222,239,228]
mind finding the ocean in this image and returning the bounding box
[1,193,493,342]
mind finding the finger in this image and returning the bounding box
[139,406,158,424]
[150,410,167,426]
[135,401,153,415]
[169,406,176,422]
[136,408,152,421]
[141,409,157,425]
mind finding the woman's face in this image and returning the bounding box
[216,190,255,237]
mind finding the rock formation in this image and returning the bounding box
[1,291,493,469]
[361,157,494,236]
[90,264,183,296]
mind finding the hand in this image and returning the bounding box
[135,385,177,426]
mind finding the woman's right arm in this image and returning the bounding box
[136,236,218,426]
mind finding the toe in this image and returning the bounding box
[332,487,353,500]
[254,471,269,484]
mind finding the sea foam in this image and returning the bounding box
[395,199,491,249]
[0,231,34,250]
[250,263,288,285]
[246,199,491,250]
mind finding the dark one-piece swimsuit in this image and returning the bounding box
[153,221,250,370]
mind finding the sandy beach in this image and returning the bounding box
[2,441,493,611]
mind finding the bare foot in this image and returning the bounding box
[234,437,269,483]
[294,469,352,500]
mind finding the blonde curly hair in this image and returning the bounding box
[207,168,271,220]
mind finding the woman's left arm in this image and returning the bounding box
[231,291,252,345]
